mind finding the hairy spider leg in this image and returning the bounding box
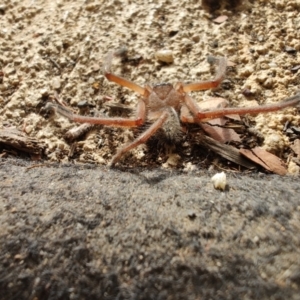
[103,51,146,95]
[182,57,227,92]
[109,110,169,166]
[183,93,300,122]
[45,100,146,127]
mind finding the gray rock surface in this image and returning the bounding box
[1,158,300,299]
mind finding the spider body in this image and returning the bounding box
[46,50,300,167]
[147,83,182,111]
[145,83,183,132]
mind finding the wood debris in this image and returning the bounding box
[200,135,256,169]
[0,128,44,157]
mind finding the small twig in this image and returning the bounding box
[49,57,61,71]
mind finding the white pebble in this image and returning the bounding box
[211,172,227,191]
[155,50,174,63]
[52,77,61,89]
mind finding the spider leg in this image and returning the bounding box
[180,105,197,123]
[103,51,146,96]
[45,99,146,127]
[109,110,169,167]
[182,57,227,93]
[183,93,300,122]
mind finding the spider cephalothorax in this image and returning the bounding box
[46,50,300,167]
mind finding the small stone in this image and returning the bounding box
[242,88,255,97]
[268,62,277,68]
[168,29,179,37]
[291,65,300,73]
[52,77,61,89]
[187,211,197,220]
[155,49,174,63]
[77,100,95,108]
[263,78,274,89]
[240,66,254,77]
[213,15,228,24]
[285,46,296,54]
[192,35,200,43]
[253,236,260,244]
[257,35,264,42]
[0,5,6,13]
[211,172,227,191]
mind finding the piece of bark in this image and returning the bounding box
[65,123,96,141]
[239,147,287,175]
[0,128,44,156]
[200,135,256,169]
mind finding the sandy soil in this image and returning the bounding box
[1,0,300,299]
[1,0,300,171]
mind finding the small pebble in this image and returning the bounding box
[211,172,227,191]
[291,65,300,73]
[0,5,6,13]
[52,77,61,89]
[187,211,197,220]
[242,88,255,97]
[155,50,174,63]
[285,46,296,54]
[268,62,277,68]
[213,15,228,24]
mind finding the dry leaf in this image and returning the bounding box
[200,119,241,143]
[199,97,228,110]
[198,98,241,142]
[290,139,300,157]
[239,147,287,175]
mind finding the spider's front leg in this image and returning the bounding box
[103,51,146,96]
[45,99,146,127]
[184,92,300,122]
[182,57,227,93]
[180,56,300,120]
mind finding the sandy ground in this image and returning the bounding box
[1,0,300,299]
[1,0,300,170]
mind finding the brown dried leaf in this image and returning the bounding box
[197,98,241,142]
[200,119,241,143]
[290,139,300,157]
[239,147,287,175]
[199,97,228,110]
[225,114,241,121]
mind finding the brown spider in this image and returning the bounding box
[46,51,300,167]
